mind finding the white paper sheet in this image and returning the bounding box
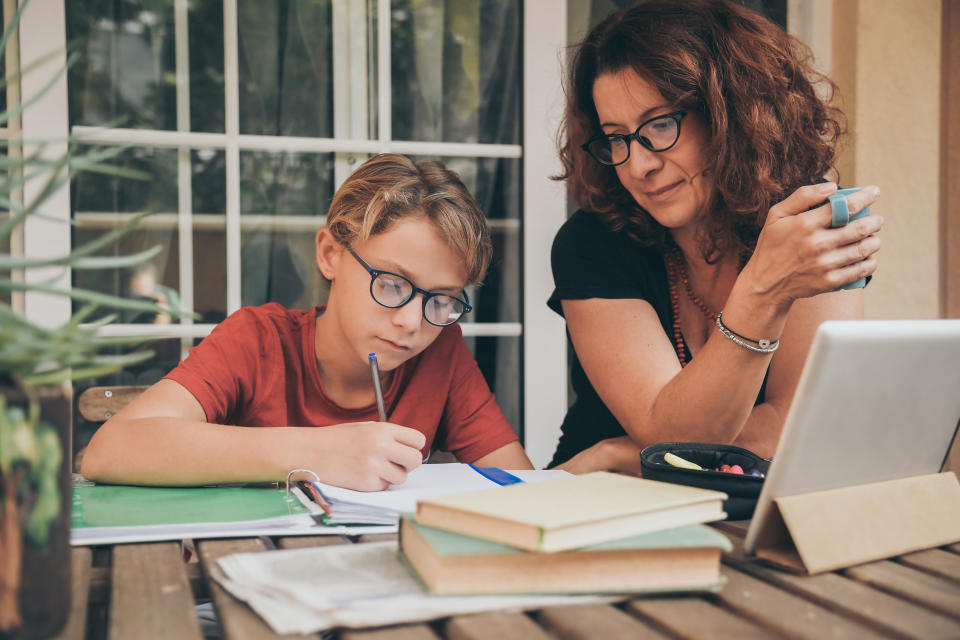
[213,541,621,635]
[312,464,570,525]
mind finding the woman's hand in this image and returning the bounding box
[742,182,882,310]
[555,436,645,476]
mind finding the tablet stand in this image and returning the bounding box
[752,471,960,574]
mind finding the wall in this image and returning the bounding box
[831,0,943,319]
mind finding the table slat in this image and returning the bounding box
[717,566,884,639]
[844,560,960,620]
[712,520,751,536]
[631,596,782,639]
[276,535,352,549]
[445,611,553,640]
[110,542,204,640]
[896,548,960,584]
[197,538,320,640]
[353,532,400,544]
[537,603,670,639]
[722,530,960,639]
[51,547,92,640]
[341,623,441,640]
[88,566,109,604]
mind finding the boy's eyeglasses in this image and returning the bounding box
[581,111,686,167]
[343,244,472,327]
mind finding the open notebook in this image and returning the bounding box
[304,464,570,525]
[71,463,569,544]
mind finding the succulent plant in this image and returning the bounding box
[0,1,184,631]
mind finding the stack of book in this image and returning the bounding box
[400,471,732,595]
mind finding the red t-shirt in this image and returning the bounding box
[164,303,518,463]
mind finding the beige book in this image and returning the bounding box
[415,471,726,552]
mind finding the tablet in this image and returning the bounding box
[743,319,960,555]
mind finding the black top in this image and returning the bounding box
[546,210,766,467]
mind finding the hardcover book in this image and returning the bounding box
[415,471,726,552]
[400,514,731,595]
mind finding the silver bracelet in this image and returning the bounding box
[715,312,780,353]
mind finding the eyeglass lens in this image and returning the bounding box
[587,113,681,165]
[371,273,466,326]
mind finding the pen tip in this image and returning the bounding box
[368,353,376,360]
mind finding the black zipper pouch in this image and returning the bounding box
[639,442,771,520]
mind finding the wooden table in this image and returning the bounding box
[56,522,960,640]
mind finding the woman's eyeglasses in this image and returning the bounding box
[581,111,686,167]
[343,244,472,327]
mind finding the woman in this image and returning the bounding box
[548,0,882,473]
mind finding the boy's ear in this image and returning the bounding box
[315,229,343,280]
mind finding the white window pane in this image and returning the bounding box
[240,150,334,215]
[462,335,521,437]
[390,0,520,145]
[407,155,521,326]
[72,145,182,321]
[67,2,226,133]
[240,228,328,311]
[237,0,334,137]
[238,150,334,310]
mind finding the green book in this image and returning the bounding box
[71,484,323,545]
[400,514,731,595]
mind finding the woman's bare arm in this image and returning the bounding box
[558,289,862,471]
[556,185,880,471]
[732,290,862,456]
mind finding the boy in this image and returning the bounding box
[81,155,533,490]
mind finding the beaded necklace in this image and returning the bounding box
[664,244,747,367]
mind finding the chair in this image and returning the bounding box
[77,385,150,423]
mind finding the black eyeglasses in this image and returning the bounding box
[343,244,472,327]
[581,111,686,167]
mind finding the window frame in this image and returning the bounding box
[22,0,570,467]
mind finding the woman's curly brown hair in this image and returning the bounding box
[558,0,846,262]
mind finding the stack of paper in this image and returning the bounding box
[212,540,623,635]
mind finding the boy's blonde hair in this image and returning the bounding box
[326,154,492,285]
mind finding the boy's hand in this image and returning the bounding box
[299,422,426,491]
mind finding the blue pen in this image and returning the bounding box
[368,353,387,421]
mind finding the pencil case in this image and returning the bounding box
[639,442,770,520]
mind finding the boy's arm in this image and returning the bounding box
[80,379,425,490]
[470,441,533,469]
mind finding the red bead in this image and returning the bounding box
[664,242,750,367]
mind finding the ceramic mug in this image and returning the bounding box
[828,187,871,290]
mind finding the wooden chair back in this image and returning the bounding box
[77,385,149,422]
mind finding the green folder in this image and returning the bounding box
[70,484,329,545]
[72,485,312,529]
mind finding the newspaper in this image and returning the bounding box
[212,541,622,635]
